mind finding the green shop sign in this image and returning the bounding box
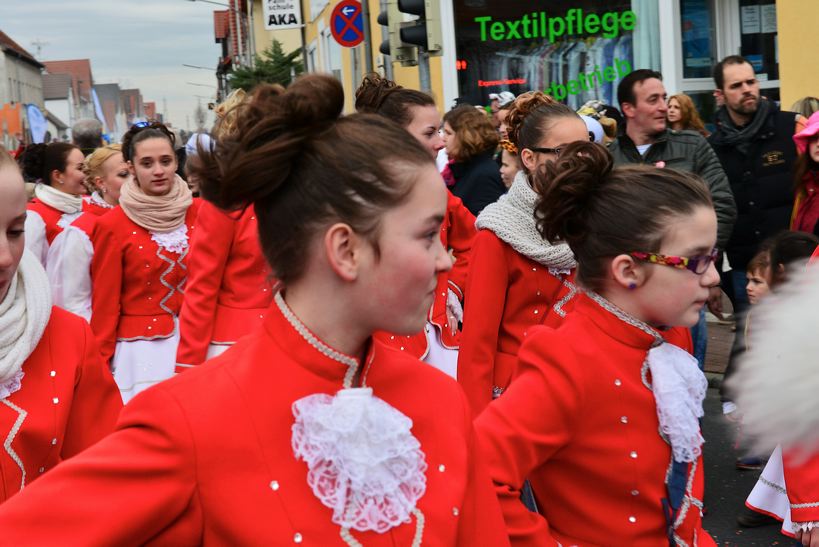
[474,8,637,43]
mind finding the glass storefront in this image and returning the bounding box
[738,0,779,81]
[680,0,717,79]
[452,1,660,108]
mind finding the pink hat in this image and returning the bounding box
[794,111,819,154]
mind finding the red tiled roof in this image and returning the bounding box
[0,30,42,68]
[43,59,93,102]
[214,10,230,42]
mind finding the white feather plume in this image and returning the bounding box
[728,265,819,455]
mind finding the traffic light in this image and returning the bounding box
[377,0,418,67]
[397,0,442,56]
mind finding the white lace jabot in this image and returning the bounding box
[292,388,427,533]
[150,224,189,254]
[647,343,707,463]
[278,293,428,542]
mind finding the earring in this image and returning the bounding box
[57,179,64,185]
[628,282,637,290]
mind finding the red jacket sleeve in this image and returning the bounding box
[0,386,200,545]
[61,318,123,458]
[176,202,234,368]
[457,230,509,416]
[455,387,512,547]
[89,221,123,365]
[474,327,583,546]
[784,450,819,525]
[445,194,476,299]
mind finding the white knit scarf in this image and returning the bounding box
[475,171,576,272]
[0,250,52,397]
[34,183,83,214]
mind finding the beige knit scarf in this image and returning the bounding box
[118,174,192,233]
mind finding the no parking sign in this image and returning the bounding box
[330,0,364,47]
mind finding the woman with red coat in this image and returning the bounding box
[0,76,509,545]
[91,122,200,402]
[476,142,718,546]
[46,144,131,320]
[0,146,121,501]
[175,200,272,369]
[355,74,475,377]
[19,142,89,267]
[457,92,589,416]
[176,91,273,369]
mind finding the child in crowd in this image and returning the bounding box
[729,244,773,472]
[498,139,520,189]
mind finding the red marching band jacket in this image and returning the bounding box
[457,228,578,416]
[0,294,511,546]
[175,202,274,370]
[0,308,121,502]
[783,451,819,528]
[475,293,713,546]
[375,192,476,357]
[90,202,201,364]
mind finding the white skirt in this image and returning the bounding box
[206,343,230,360]
[112,328,181,404]
[745,445,795,536]
[422,322,458,379]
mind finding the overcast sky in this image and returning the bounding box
[0,0,224,131]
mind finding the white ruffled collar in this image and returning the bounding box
[150,224,189,254]
[276,292,428,541]
[89,191,114,209]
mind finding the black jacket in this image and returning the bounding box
[709,104,800,270]
[449,152,506,216]
[608,129,737,251]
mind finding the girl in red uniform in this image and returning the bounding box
[46,144,131,320]
[81,144,129,216]
[0,75,509,546]
[176,90,273,369]
[476,142,718,546]
[0,146,121,501]
[355,74,475,378]
[457,92,589,415]
[19,142,88,267]
[91,122,199,402]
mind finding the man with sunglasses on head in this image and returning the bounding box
[607,69,737,374]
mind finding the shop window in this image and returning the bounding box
[679,0,717,79]
[452,1,660,108]
[738,0,778,81]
